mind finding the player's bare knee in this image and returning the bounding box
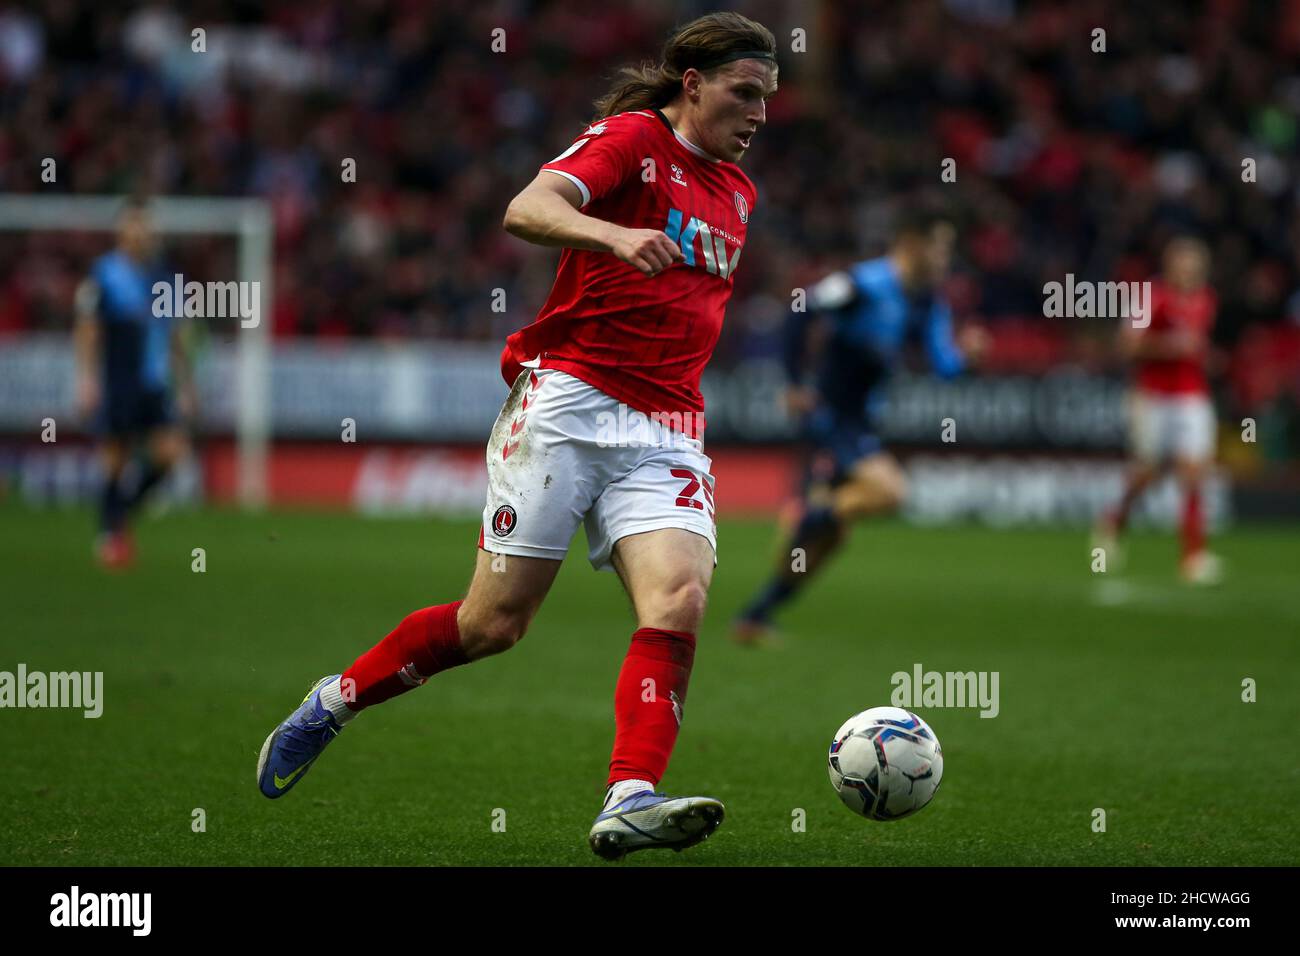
[154,425,190,464]
[1175,459,1206,486]
[652,577,709,633]
[459,604,531,657]
[481,615,530,655]
[153,440,185,470]
[100,444,127,477]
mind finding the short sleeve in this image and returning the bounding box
[540,116,642,208]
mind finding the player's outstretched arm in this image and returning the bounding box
[503,172,683,276]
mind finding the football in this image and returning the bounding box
[828,707,943,820]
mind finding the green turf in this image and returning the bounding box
[1,502,1296,866]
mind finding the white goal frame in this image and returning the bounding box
[0,194,273,507]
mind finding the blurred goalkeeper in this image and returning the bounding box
[733,212,986,643]
[74,200,194,568]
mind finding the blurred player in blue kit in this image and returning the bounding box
[734,212,987,643]
[74,200,194,568]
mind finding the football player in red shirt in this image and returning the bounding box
[1096,237,1223,583]
[256,12,778,860]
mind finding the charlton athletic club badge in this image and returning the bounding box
[734,190,748,224]
[492,505,517,537]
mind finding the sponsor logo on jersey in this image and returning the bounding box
[670,163,687,186]
[664,208,743,279]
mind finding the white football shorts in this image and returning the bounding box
[479,369,717,570]
[1128,390,1216,463]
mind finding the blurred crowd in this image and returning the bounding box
[2,0,1299,422]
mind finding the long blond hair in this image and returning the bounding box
[593,12,776,120]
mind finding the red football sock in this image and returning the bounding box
[342,601,468,711]
[607,627,696,789]
[1181,485,1205,558]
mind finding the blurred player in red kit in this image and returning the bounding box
[256,12,778,859]
[1096,237,1223,584]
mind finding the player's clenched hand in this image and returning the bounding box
[611,228,684,276]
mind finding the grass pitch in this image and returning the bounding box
[2,502,1296,866]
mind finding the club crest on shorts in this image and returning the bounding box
[734,190,748,224]
[491,505,517,537]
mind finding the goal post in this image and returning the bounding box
[0,194,274,508]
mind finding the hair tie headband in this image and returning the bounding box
[689,49,777,71]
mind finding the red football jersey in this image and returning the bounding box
[501,109,758,437]
[1134,280,1216,395]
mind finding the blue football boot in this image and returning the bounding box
[588,790,725,860]
[257,676,343,799]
